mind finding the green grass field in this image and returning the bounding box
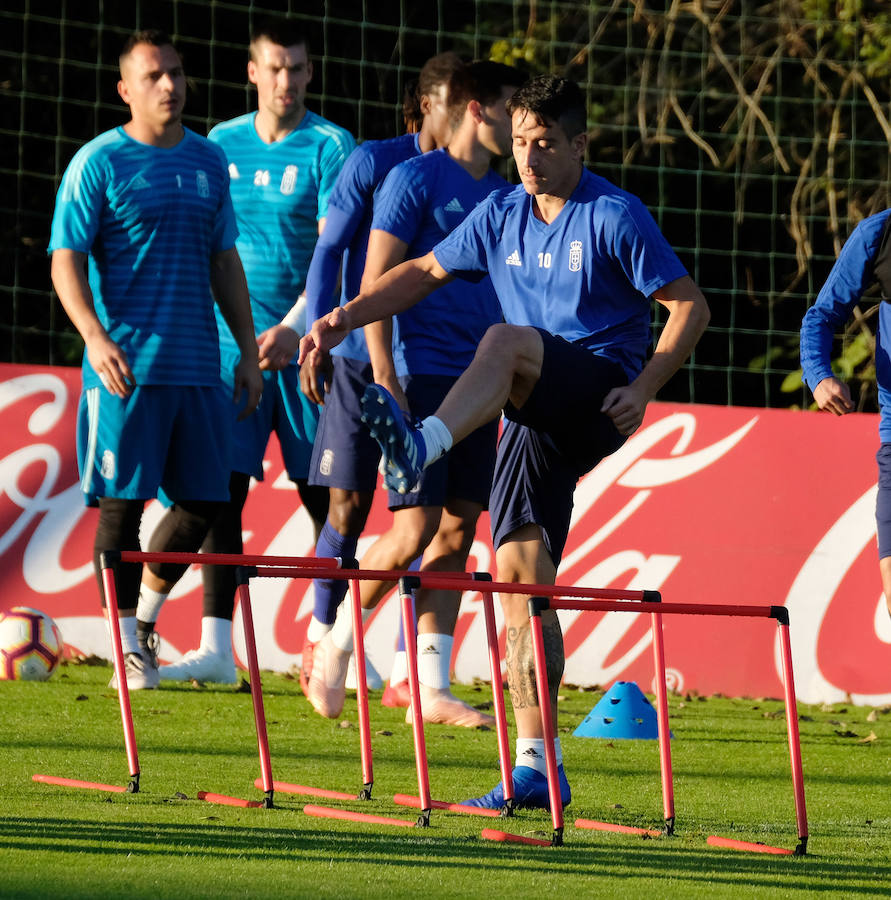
[2,663,890,898]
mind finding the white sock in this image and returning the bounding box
[306,616,333,644]
[329,602,373,653]
[418,416,453,468]
[389,650,408,685]
[111,615,140,655]
[199,616,232,655]
[416,633,451,689]
[135,585,167,626]
[515,738,563,775]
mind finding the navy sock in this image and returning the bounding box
[313,520,358,625]
[396,558,423,651]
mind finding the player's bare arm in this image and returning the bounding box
[51,248,136,397]
[298,250,452,365]
[210,247,263,419]
[601,275,710,435]
[813,376,854,415]
[361,228,411,411]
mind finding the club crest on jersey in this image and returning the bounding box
[568,240,583,272]
[100,449,115,480]
[196,170,209,198]
[280,165,298,195]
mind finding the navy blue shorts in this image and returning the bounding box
[76,383,232,506]
[876,444,891,558]
[231,365,319,481]
[490,330,628,566]
[308,356,381,493]
[389,372,497,511]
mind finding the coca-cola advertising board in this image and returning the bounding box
[2,362,889,705]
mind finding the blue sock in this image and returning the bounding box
[313,520,358,625]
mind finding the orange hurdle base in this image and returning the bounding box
[574,818,664,837]
[707,835,801,855]
[32,774,131,793]
[303,804,419,827]
[482,827,561,847]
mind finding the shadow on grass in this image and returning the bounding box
[0,815,887,894]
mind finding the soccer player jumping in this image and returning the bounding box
[300,74,709,810]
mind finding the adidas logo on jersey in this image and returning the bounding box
[131,175,150,190]
[505,249,522,267]
[228,163,240,179]
[444,197,464,213]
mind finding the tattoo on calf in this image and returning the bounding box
[505,616,565,710]
[505,625,538,710]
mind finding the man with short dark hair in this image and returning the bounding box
[304,59,526,728]
[295,52,463,706]
[153,17,356,684]
[301,74,710,808]
[49,29,262,690]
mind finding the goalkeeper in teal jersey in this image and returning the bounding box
[152,18,355,684]
[49,30,262,692]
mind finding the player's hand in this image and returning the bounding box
[85,333,136,397]
[257,325,300,371]
[299,349,333,405]
[232,357,263,421]
[601,383,648,436]
[298,307,351,365]
[813,376,854,415]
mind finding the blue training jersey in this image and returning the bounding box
[208,110,355,371]
[801,209,891,441]
[48,126,238,388]
[304,132,422,363]
[433,167,688,380]
[372,149,506,377]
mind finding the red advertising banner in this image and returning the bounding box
[2,362,889,704]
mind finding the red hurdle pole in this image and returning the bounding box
[348,572,374,799]
[234,569,274,807]
[649,610,675,832]
[481,588,514,812]
[400,576,433,824]
[527,597,564,846]
[100,552,140,792]
[119,550,341,570]
[776,613,809,855]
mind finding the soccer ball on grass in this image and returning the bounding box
[0,606,64,681]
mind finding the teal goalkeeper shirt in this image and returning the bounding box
[49,126,238,389]
[208,110,355,377]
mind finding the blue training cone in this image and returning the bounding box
[573,681,671,740]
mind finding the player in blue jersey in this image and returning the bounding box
[305,60,527,727]
[151,17,355,684]
[49,30,262,691]
[301,75,709,807]
[801,209,891,622]
[294,53,464,706]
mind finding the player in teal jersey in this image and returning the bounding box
[305,61,526,726]
[150,18,355,684]
[49,30,262,691]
